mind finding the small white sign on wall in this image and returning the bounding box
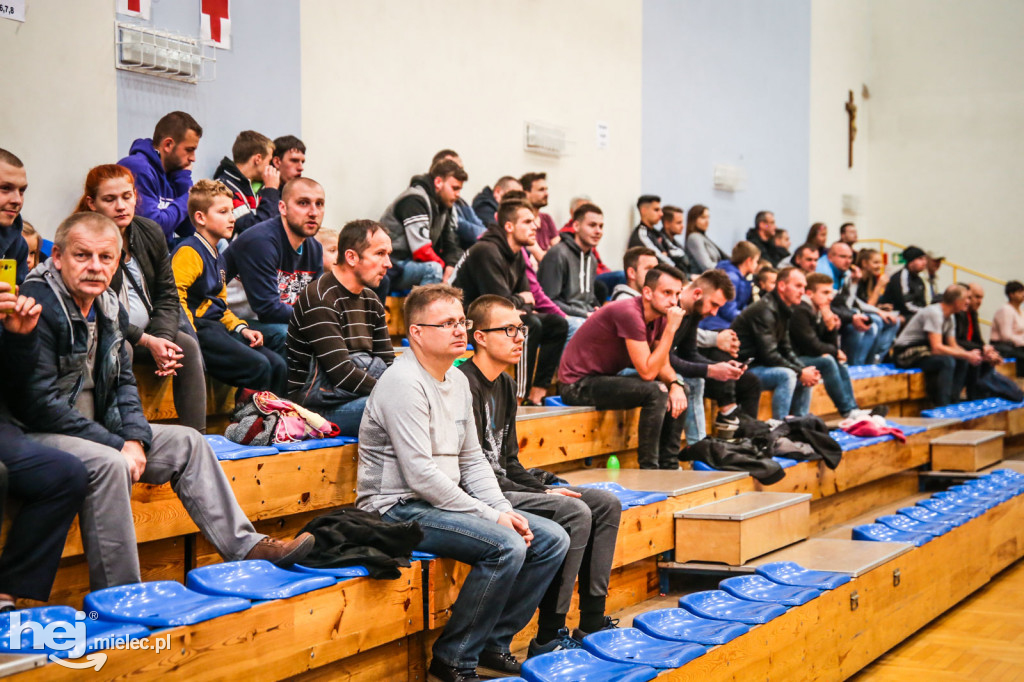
[1,0,26,23]
[596,121,610,150]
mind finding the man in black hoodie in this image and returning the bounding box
[537,202,603,341]
[213,130,281,237]
[471,175,522,228]
[380,159,466,291]
[0,149,30,285]
[454,200,567,405]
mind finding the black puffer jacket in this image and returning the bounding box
[109,215,181,345]
[732,289,805,372]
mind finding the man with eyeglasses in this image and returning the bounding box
[453,199,568,404]
[286,219,395,436]
[356,284,569,682]
[460,294,622,656]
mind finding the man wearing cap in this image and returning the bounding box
[881,246,928,321]
[925,252,944,302]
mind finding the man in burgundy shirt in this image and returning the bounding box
[558,265,688,469]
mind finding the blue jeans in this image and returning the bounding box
[682,377,706,444]
[390,260,443,290]
[383,499,569,668]
[320,396,368,437]
[748,365,812,419]
[249,320,288,360]
[843,314,899,365]
[565,315,586,344]
[799,355,858,416]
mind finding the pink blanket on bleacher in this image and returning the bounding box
[838,415,907,443]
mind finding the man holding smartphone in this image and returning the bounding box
[669,270,761,440]
[0,149,30,287]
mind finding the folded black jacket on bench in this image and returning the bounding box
[299,508,424,579]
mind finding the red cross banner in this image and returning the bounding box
[116,0,151,20]
[201,0,231,49]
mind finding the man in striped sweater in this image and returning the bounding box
[287,219,395,436]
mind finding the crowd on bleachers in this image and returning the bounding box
[2,109,1024,682]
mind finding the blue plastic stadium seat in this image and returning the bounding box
[897,506,969,527]
[186,560,336,600]
[543,396,567,407]
[678,590,787,624]
[772,456,799,469]
[917,497,985,519]
[876,514,953,536]
[521,649,658,682]
[576,482,668,509]
[718,575,821,606]
[85,581,250,627]
[274,435,358,451]
[921,398,1021,420]
[411,550,438,560]
[755,562,851,590]
[291,564,370,579]
[204,434,279,460]
[932,491,998,510]
[582,628,706,669]
[829,430,894,451]
[0,606,150,658]
[947,485,1014,504]
[851,523,932,547]
[691,460,717,472]
[632,608,749,646]
[40,238,53,257]
[846,364,905,380]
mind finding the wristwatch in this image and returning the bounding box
[673,376,686,388]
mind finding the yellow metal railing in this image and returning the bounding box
[854,238,1007,326]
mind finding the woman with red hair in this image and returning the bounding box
[77,164,207,431]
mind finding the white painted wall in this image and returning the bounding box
[299,0,642,269]
[0,0,118,237]
[642,0,812,252]
[808,0,872,242]
[866,0,1024,316]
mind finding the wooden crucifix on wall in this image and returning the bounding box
[846,90,857,168]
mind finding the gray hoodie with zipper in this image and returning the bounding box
[536,236,599,318]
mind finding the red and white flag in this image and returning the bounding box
[116,0,151,20]
[201,0,231,49]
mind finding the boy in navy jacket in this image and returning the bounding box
[172,180,285,394]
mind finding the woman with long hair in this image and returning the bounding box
[805,222,828,258]
[77,164,207,431]
[684,204,727,272]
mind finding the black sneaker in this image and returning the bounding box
[870,405,890,418]
[477,651,521,678]
[527,627,583,657]
[713,411,740,439]
[572,616,620,641]
[427,659,481,682]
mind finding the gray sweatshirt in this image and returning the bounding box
[355,351,513,522]
[536,236,599,318]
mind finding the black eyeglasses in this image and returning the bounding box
[412,319,473,331]
[479,324,529,338]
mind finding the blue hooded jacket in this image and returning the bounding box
[117,138,194,245]
[699,259,753,331]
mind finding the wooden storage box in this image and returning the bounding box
[674,492,811,565]
[930,430,1004,472]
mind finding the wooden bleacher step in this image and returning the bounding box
[673,492,811,565]
[930,430,1005,472]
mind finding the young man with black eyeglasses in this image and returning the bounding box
[356,284,569,682]
[460,294,622,657]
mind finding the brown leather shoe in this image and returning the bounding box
[244,532,315,567]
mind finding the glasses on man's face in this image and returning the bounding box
[413,318,473,331]
[479,324,529,338]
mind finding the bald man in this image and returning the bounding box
[224,177,325,355]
